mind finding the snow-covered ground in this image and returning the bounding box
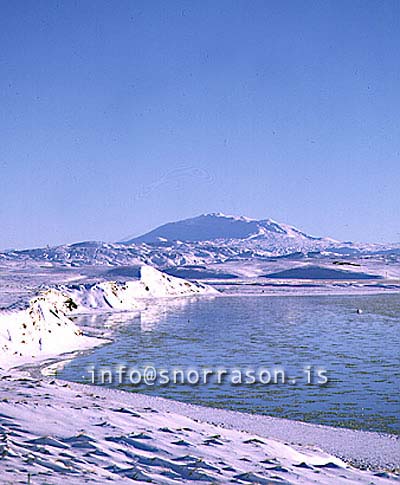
[0,264,399,483]
[0,266,217,370]
[0,371,398,484]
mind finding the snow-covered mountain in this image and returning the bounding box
[1,213,399,270]
[123,213,325,244]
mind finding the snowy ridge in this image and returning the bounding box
[1,213,399,269]
[0,289,101,369]
[59,265,218,313]
[125,213,324,244]
[0,266,218,368]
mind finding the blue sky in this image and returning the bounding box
[0,0,399,249]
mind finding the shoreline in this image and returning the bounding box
[28,309,400,473]
[207,279,400,298]
[25,287,400,472]
[0,368,398,484]
[53,377,400,472]
[108,385,400,469]
[1,273,399,482]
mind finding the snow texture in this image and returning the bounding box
[0,266,218,369]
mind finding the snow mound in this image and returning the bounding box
[0,289,100,369]
[0,266,218,368]
[139,265,219,297]
[59,265,218,313]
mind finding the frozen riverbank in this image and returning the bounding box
[0,266,398,483]
[0,266,217,369]
[0,370,398,484]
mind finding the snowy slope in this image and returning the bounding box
[124,212,324,244]
[0,266,218,368]
[59,265,218,313]
[0,289,103,368]
[1,374,397,484]
[1,213,399,269]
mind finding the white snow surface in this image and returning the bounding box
[0,263,398,483]
[3,213,399,269]
[0,288,103,369]
[59,265,217,313]
[0,372,396,484]
[0,266,218,369]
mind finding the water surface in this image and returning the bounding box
[60,294,400,434]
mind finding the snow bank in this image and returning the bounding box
[139,264,219,297]
[58,264,218,313]
[0,266,218,368]
[0,289,102,369]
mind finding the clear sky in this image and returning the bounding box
[0,0,399,249]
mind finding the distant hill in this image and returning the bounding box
[264,265,382,280]
[123,212,324,244]
[1,213,399,272]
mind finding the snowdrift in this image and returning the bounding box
[0,289,100,369]
[59,265,218,313]
[0,266,218,368]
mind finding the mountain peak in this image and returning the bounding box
[202,212,256,222]
[123,213,316,244]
